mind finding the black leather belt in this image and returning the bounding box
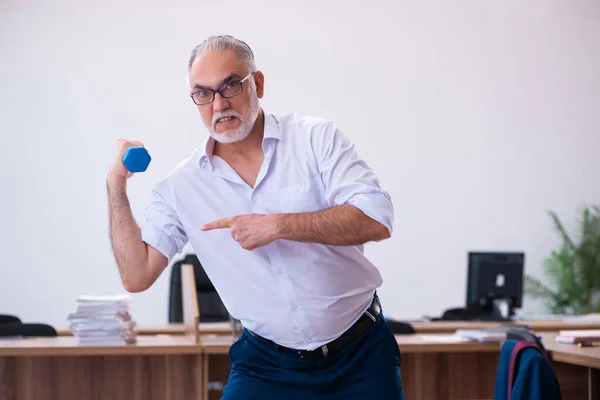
[248,293,382,360]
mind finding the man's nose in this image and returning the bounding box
[212,93,229,112]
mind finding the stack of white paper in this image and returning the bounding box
[455,329,507,342]
[68,294,137,345]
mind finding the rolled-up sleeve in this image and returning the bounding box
[314,122,394,236]
[140,181,188,263]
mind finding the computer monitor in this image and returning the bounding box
[466,251,524,320]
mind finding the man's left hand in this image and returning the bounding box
[201,214,282,250]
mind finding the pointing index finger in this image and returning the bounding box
[201,217,231,231]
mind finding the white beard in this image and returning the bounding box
[208,84,261,144]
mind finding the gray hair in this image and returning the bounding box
[188,35,257,72]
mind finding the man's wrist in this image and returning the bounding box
[107,173,128,194]
[271,213,291,241]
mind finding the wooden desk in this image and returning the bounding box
[396,334,589,400]
[56,319,600,336]
[199,333,590,400]
[0,335,204,400]
[199,334,504,400]
[542,333,600,400]
[3,331,596,400]
[544,334,600,369]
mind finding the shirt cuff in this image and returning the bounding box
[347,192,394,237]
[140,223,180,263]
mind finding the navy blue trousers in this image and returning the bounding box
[222,313,404,399]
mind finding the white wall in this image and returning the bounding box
[1,0,599,329]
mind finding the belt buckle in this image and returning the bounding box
[321,345,329,357]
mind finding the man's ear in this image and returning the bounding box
[254,70,265,98]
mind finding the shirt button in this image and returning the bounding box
[276,268,283,275]
[291,304,297,311]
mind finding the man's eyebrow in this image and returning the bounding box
[192,73,242,90]
[222,73,241,83]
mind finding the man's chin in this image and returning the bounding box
[210,129,249,144]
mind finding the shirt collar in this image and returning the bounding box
[263,111,283,142]
[198,110,281,168]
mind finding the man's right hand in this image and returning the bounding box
[108,139,145,183]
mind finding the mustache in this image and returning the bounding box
[213,110,243,127]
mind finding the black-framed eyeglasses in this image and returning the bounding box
[190,72,255,105]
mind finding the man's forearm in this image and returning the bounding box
[107,177,149,291]
[275,204,390,246]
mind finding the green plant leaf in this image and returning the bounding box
[575,206,600,312]
[548,210,576,251]
[539,205,600,314]
[524,275,558,300]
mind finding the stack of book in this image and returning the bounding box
[555,330,600,346]
[67,294,137,345]
[455,329,507,342]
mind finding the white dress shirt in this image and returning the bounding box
[141,111,394,350]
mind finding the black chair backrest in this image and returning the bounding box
[385,319,416,334]
[168,254,230,323]
[488,325,548,355]
[507,328,548,354]
[0,323,57,337]
[0,314,21,325]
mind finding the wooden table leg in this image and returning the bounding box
[588,367,600,400]
[203,354,209,400]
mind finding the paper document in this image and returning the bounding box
[421,334,470,343]
[67,294,137,345]
[455,329,507,342]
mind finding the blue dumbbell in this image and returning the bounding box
[122,146,151,173]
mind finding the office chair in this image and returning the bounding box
[385,319,416,334]
[494,338,562,399]
[0,323,58,337]
[0,314,22,325]
[168,254,230,323]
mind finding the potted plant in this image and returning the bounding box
[524,205,600,315]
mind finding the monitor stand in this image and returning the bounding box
[471,298,515,321]
[491,298,512,319]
